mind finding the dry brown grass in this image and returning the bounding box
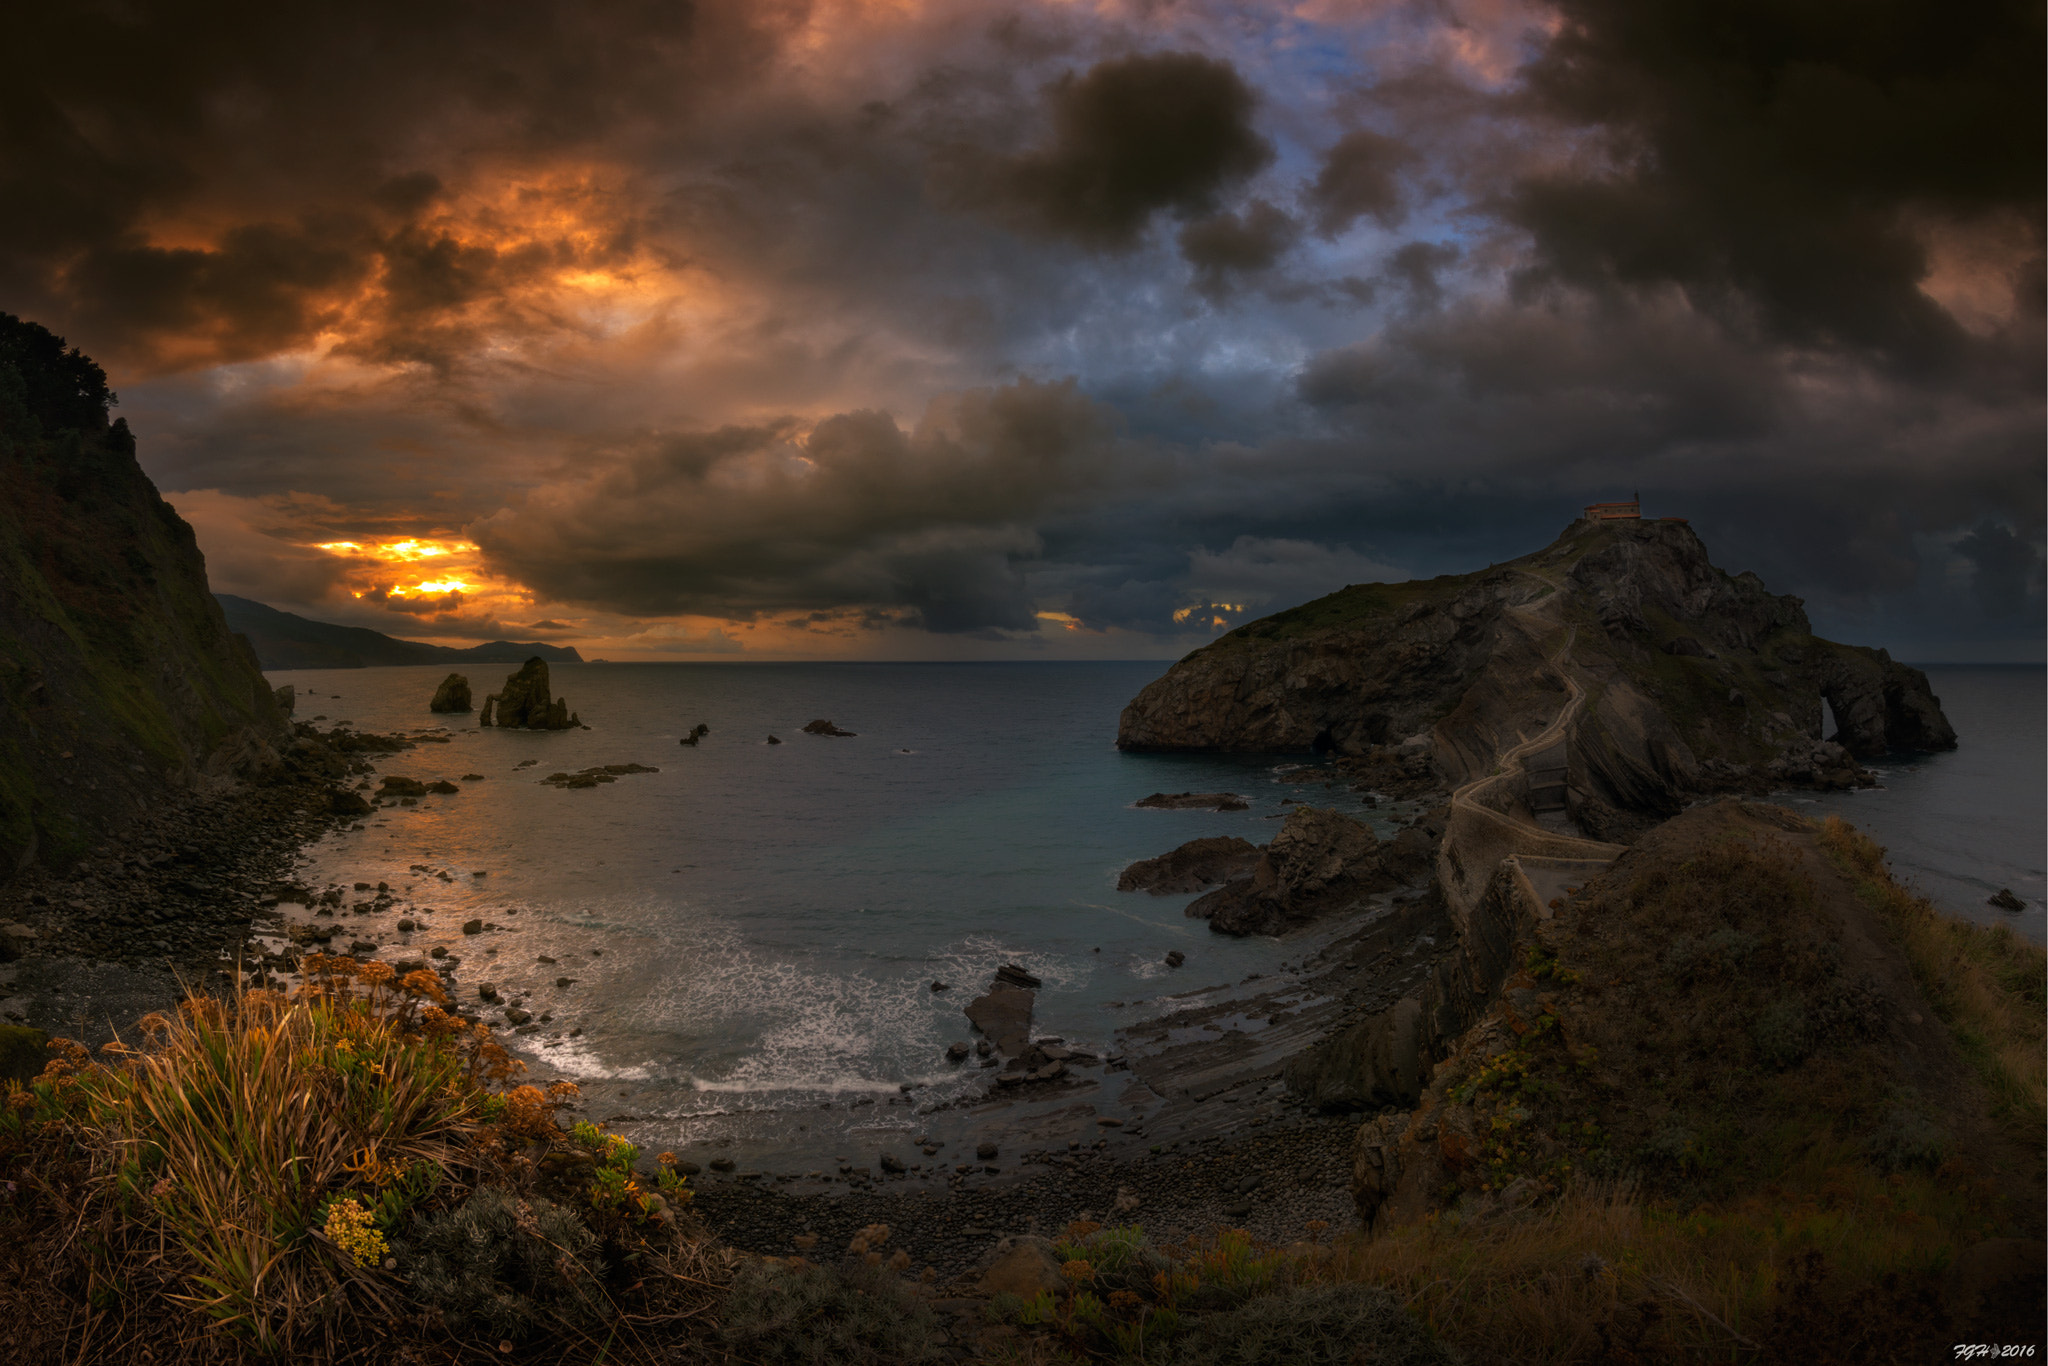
[1336,1159,1983,1365]
[1817,816,2047,1137]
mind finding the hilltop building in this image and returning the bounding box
[1583,496,1641,520]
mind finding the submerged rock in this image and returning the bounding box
[1135,791,1249,811]
[479,658,578,730]
[429,673,473,713]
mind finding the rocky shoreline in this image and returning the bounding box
[0,723,407,1048]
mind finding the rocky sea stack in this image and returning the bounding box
[428,672,472,713]
[1119,516,1954,842]
[479,658,579,729]
[0,315,288,875]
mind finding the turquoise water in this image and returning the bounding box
[265,659,2045,1144]
[268,662,1381,1120]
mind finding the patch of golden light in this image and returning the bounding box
[1170,603,1244,625]
[407,579,472,595]
[314,538,477,562]
[1913,209,2038,336]
[1035,610,1082,631]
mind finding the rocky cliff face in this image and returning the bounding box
[1119,519,1954,837]
[0,315,288,875]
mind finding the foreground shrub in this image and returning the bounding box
[397,1186,609,1341]
[1164,1282,1459,1366]
[0,956,575,1357]
[720,1257,948,1365]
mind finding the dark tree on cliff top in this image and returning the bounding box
[0,313,116,435]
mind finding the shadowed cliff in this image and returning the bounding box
[0,315,287,874]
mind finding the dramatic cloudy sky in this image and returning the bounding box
[5,0,2041,660]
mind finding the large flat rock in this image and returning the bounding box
[964,984,1035,1054]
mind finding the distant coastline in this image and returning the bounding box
[217,593,583,670]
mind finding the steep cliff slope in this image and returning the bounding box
[0,315,287,873]
[1119,518,1953,839]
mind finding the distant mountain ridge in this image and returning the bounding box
[216,595,583,670]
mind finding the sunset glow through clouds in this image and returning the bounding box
[7,0,2036,662]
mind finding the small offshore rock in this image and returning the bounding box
[1989,888,2026,912]
[462,918,484,935]
[1164,950,1186,967]
[976,1141,998,1160]
[801,718,857,737]
[766,734,782,745]
[946,1041,971,1061]
[879,1152,908,1174]
[429,673,473,713]
[993,963,1043,989]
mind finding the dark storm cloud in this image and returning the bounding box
[0,0,787,368]
[1305,129,1413,238]
[970,51,1273,251]
[0,0,2035,659]
[1506,0,2046,372]
[1954,523,2046,621]
[469,377,1139,633]
[1177,199,1299,297]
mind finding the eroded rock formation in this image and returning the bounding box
[478,658,579,730]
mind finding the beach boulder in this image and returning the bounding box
[964,984,1035,1054]
[429,673,473,713]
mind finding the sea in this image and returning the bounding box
[261,660,2044,1162]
